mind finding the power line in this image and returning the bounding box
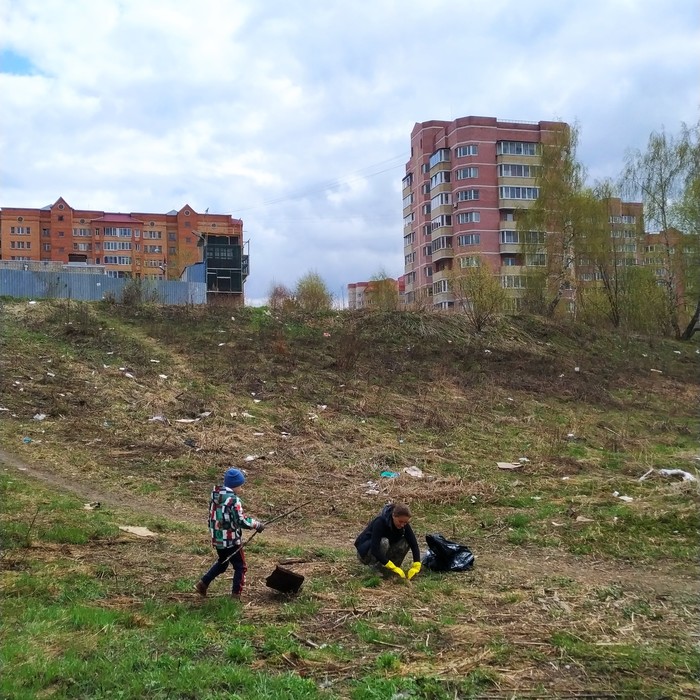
[230,153,408,214]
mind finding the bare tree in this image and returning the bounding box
[449,259,506,332]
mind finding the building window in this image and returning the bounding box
[403,213,415,227]
[403,193,414,208]
[502,256,518,266]
[422,204,431,215]
[43,244,51,251]
[457,212,480,224]
[430,171,451,188]
[456,189,479,202]
[455,145,478,157]
[459,256,480,267]
[103,255,132,265]
[42,228,50,237]
[502,275,527,288]
[526,253,547,266]
[430,192,452,208]
[72,228,91,237]
[425,266,433,277]
[403,232,415,246]
[169,246,176,255]
[404,251,416,265]
[498,163,541,178]
[496,141,540,156]
[428,148,450,169]
[433,279,449,294]
[104,241,132,251]
[456,167,478,179]
[431,214,452,231]
[402,173,413,188]
[457,233,480,246]
[58,215,64,221]
[499,186,539,200]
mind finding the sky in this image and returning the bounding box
[0,0,698,305]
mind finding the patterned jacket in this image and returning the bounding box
[208,485,261,549]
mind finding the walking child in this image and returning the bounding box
[194,467,265,599]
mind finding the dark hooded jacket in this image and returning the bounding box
[354,503,420,565]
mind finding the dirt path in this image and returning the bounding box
[2,446,698,597]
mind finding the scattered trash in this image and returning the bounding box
[551,521,565,527]
[403,466,424,478]
[83,502,101,510]
[123,372,136,380]
[497,462,523,470]
[158,374,168,379]
[562,476,570,480]
[574,366,580,373]
[46,371,55,377]
[650,369,663,373]
[307,413,318,421]
[364,480,380,495]
[175,418,197,423]
[119,526,157,538]
[33,413,47,421]
[640,468,697,483]
[507,397,514,402]
[242,412,255,418]
[150,359,160,363]
[317,404,327,411]
[22,437,32,443]
[484,349,492,354]
[566,433,576,440]
[660,469,697,482]
[613,491,634,502]
[0,407,9,411]
[28,300,37,305]
[323,332,331,338]
[380,471,399,478]
[183,438,198,448]
[531,496,542,501]
[198,411,212,419]
[422,533,474,572]
[253,432,264,437]
[673,350,681,355]
[575,515,595,523]
[518,457,530,464]
[148,415,168,423]
[218,342,225,347]
[244,455,259,462]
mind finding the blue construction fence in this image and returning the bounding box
[0,269,207,305]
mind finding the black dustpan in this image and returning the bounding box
[266,565,305,593]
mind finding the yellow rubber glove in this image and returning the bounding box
[407,562,421,580]
[384,560,406,579]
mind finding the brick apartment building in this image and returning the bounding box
[0,198,249,301]
[347,277,405,309]
[401,115,644,310]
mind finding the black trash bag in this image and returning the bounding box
[421,533,475,572]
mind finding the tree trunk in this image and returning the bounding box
[681,297,700,340]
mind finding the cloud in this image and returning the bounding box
[1,0,698,303]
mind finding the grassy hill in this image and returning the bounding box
[1,299,698,699]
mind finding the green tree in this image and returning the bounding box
[621,124,696,337]
[448,259,506,332]
[518,123,592,317]
[294,271,333,312]
[368,270,400,311]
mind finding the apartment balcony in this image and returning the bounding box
[431,246,454,263]
[403,203,414,217]
[431,268,450,283]
[500,264,525,275]
[499,243,523,254]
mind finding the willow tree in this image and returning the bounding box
[369,270,400,311]
[448,258,506,332]
[294,271,333,312]
[622,124,696,337]
[517,123,593,317]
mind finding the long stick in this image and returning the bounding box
[219,499,314,566]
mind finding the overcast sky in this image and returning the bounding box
[1,0,698,305]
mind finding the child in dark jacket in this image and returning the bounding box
[354,502,421,580]
[194,468,265,599]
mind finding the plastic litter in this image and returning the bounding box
[421,533,475,572]
[640,468,697,483]
[403,466,424,478]
[119,526,157,538]
[22,437,32,443]
[380,471,399,478]
[497,462,523,470]
[33,414,47,421]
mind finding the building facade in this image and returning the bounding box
[347,277,405,309]
[401,116,566,309]
[0,198,249,302]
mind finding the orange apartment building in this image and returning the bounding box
[347,277,406,309]
[0,197,247,299]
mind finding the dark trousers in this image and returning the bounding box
[357,537,410,568]
[201,545,247,594]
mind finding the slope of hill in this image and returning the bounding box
[1,299,698,699]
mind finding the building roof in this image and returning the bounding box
[91,213,145,223]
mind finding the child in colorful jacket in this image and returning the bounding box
[194,468,265,599]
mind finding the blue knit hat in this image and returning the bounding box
[224,468,245,488]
